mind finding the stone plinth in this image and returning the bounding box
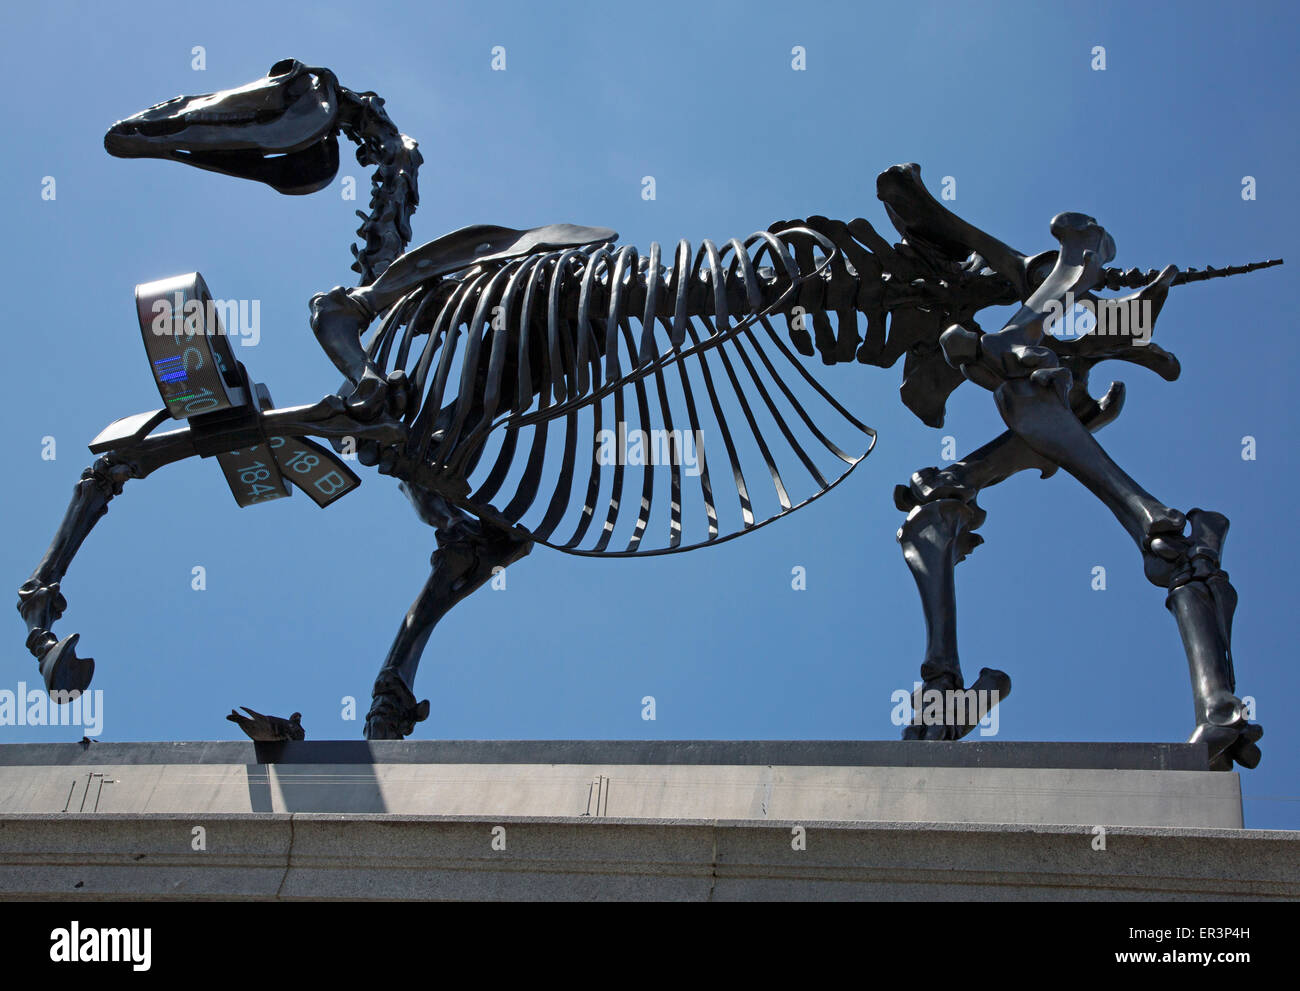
[0,740,1293,900]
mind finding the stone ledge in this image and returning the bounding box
[0,740,1212,771]
[0,760,1242,827]
[0,814,1295,901]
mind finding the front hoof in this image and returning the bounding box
[902,722,959,741]
[364,715,409,741]
[364,671,430,740]
[39,633,95,700]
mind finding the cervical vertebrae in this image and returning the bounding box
[336,85,422,286]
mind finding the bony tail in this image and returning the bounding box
[1097,257,1283,291]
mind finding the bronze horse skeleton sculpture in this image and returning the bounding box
[17,60,1278,767]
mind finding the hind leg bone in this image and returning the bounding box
[995,376,1261,769]
[896,430,1056,739]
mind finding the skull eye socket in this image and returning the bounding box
[284,73,313,100]
[268,59,298,78]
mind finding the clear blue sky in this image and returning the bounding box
[1,1,1295,828]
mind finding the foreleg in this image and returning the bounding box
[365,489,532,739]
[16,420,199,696]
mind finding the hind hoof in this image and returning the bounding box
[1190,719,1263,771]
[901,667,1010,741]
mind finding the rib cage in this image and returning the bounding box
[363,226,885,555]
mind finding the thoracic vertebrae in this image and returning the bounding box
[324,220,916,556]
[358,215,1015,435]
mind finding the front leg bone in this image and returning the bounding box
[260,394,408,447]
[17,455,136,697]
[16,395,410,700]
[365,509,533,740]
